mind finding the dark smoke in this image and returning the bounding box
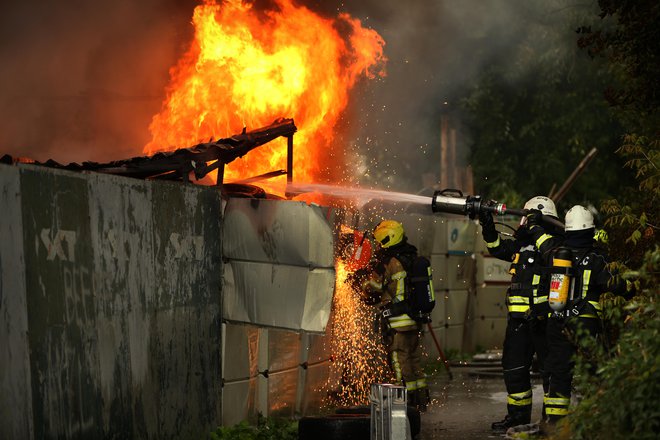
[0,0,197,163]
[0,0,589,184]
[326,0,595,193]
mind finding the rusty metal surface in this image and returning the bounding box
[2,164,223,439]
[0,164,34,439]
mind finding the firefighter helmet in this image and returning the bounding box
[374,220,404,248]
[565,205,595,231]
[524,196,558,218]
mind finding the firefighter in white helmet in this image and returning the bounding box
[539,205,634,427]
[362,219,429,411]
[479,196,563,432]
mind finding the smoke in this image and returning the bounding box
[323,0,589,192]
[0,0,198,163]
[0,0,586,177]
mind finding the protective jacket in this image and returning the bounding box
[372,241,419,331]
[485,225,562,318]
[363,238,428,408]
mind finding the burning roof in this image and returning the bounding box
[1,118,296,184]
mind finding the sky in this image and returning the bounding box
[0,0,587,191]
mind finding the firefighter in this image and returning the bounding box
[362,219,429,411]
[541,205,633,425]
[479,196,563,432]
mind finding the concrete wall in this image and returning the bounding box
[0,164,223,439]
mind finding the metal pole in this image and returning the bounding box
[287,135,294,184]
[551,147,598,203]
[426,323,453,380]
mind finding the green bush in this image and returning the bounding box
[209,415,298,440]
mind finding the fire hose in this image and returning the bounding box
[431,188,564,228]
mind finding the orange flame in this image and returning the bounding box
[145,0,386,192]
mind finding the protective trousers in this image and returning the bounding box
[389,329,428,407]
[544,316,600,423]
[502,317,549,424]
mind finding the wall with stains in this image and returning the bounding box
[221,198,336,425]
[1,162,508,436]
[0,163,222,439]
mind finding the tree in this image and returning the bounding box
[461,1,636,212]
[555,1,660,438]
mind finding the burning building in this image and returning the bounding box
[0,1,510,438]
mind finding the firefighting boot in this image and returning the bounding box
[491,406,532,433]
[417,387,430,412]
[407,389,419,409]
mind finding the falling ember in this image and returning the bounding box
[144,0,386,193]
[321,260,392,407]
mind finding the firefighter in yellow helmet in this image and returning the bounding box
[363,219,429,411]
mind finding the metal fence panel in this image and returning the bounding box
[20,167,103,439]
[6,165,223,439]
[150,182,222,438]
[223,261,334,332]
[0,164,33,439]
[223,198,334,267]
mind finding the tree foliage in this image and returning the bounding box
[554,1,660,438]
[209,415,298,440]
[460,1,636,211]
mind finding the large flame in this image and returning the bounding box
[145,0,385,192]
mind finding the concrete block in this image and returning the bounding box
[429,292,446,327]
[475,286,508,319]
[476,253,512,284]
[473,318,507,351]
[447,219,477,253]
[430,254,448,290]
[445,290,469,326]
[443,324,465,352]
[446,255,476,290]
[0,164,32,440]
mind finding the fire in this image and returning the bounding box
[145,0,386,193]
[322,260,391,406]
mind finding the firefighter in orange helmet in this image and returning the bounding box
[362,219,429,411]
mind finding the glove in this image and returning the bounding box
[514,224,533,243]
[526,209,543,228]
[478,210,498,243]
